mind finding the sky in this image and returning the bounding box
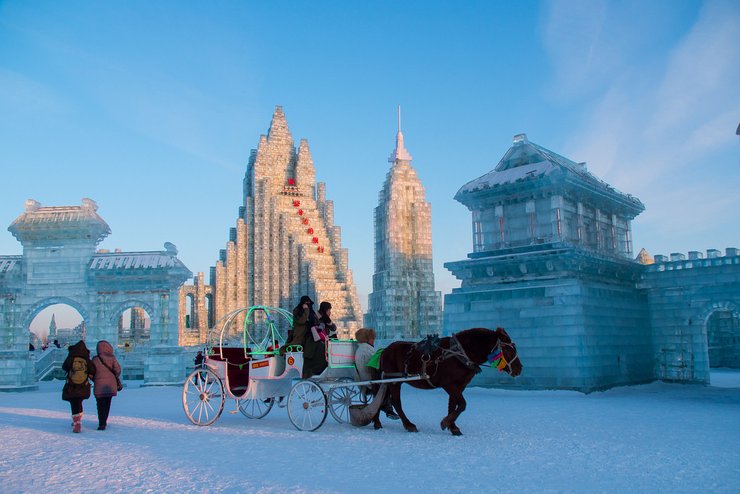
[1,373,739,492]
[2,1,739,328]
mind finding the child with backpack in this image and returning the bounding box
[61,340,95,433]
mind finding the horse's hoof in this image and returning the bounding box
[450,427,463,436]
[440,419,449,431]
[373,422,383,430]
[405,425,419,433]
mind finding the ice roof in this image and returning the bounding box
[455,134,642,210]
[89,252,187,271]
[8,199,111,242]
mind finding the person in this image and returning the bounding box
[53,339,61,349]
[354,328,399,421]
[29,342,35,351]
[317,301,338,339]
[62,340,95,433]
[282,295,317,353]
[91,340,122,431]
[301,297,329,378]
[194,350,205,368]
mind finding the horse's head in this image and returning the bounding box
[490,327,522,377]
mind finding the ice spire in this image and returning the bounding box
[389,105,412,163]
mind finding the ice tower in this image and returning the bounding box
[444,134,650,391]
[364,108,442,339]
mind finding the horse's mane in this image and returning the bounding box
[454,327,510,343]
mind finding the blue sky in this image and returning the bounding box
[2,1,739,329]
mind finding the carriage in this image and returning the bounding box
[183,306,522,435]
[181,306,369,431]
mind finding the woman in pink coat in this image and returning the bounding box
[91,340,122,431]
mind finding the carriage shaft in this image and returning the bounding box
[325,374,427,389]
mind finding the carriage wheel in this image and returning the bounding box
[287,380,327,432]
[182,368,225,426]
[328,378,366,424]
[238,397,274,419]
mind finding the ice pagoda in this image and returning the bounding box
[364,109,442,339]
[180,107,362,343]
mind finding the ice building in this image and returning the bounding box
[364,110,442,339]
[0,199,191,390]
[444,134,740,391]
[180,106,362,344]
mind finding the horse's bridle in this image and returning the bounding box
[488,339,520,375]
[487,338,519,375]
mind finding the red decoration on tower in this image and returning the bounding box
[293,200,300,207]
[312,237,319,244]
[307,228,314,234]
[317,246,324,253]
[298,209,304,216]
[288,178,296,186]
[302,218,309,225]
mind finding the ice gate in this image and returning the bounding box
[0,199,191,390]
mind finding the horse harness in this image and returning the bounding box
[385,334,519,387]
[400,335,481,387]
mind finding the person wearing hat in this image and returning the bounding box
[282,295,318,355]
[301,300,336,378]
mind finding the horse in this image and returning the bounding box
[372,327,522,436]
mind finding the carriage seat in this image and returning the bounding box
[208,347,250,392]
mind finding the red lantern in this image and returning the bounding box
[288,178,296,186]
[317,246,324,253]
[298,209,304,216]
[302,218,309,225]
[312,237,319,244]
[293,200,300,207]
[307,228,314,234]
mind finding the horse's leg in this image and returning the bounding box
[440,387,466,436]
[389,383,417,433]
[372,408,383,430]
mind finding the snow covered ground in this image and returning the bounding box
[1,371,738,494]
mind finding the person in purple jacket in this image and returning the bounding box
[91,340,122,431]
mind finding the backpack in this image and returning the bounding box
[69,356,88,385]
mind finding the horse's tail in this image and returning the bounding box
[349,384,388,427]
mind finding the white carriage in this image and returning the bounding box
[182,306,367,431]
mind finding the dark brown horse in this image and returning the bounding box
[373,327,522,435]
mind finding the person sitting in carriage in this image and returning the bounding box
[301,301,336,378]
[281,295,317,353]
[317,301,337,339]
[281,296,327,378]
[354,328,399,421]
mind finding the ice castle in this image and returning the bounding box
[444,134,740,391]
[0,199,191,389]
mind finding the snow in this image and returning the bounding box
[1,372,739,493]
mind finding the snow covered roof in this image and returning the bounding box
[455,134,642,211]
[89,251,188,271]
[8,198,111,243]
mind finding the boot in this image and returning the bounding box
[72,413,82,433]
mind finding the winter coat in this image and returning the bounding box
[284,305,318,350]
[92,340,122,398]
[318,314,337,339]
[62,340,95,402]
[355,342,376,382]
